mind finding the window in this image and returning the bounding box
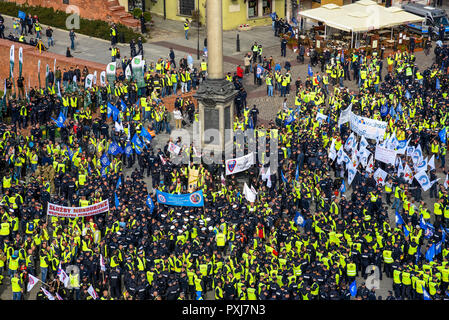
[63,0,69,4]
[248,0,258,18]
[262,0,272,16]
[179,0,195,16]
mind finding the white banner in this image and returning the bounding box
[350,113,387,140]
[338,104,352,126]
[375,144,397,165]
[168,142,181,155]
[85,74,94,89]
[131,55,144,69]
[243,183,257,202]
[226,153,255,175]
[100,71,106,86]
[47,200,109,218]
[106,62,116,75]
[10,44,15,64]
[18,46,23,65]
[125,65,132,80]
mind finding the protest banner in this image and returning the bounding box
[47,200,109,218]
[225,153,255,175]
[156,190,204,207]
[375,144,397,165]
[350,113,387,140]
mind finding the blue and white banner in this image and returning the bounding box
[156,190,204,207]
[225,153,255,175]
[349,113,387,140]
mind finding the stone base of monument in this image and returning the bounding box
[194,78,238,154]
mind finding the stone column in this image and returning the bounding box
[194,0,238,155]
[206,0,223,79]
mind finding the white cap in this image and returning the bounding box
[176,212,181,216]
[208,226,213,231]
[161,214,167,218]
[205,217,211,222]
[201,227,206,231]
[183,218,188,222]
[170,225,175,230]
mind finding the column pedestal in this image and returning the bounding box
[194,79,237,154]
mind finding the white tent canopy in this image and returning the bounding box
[299,0,425,33]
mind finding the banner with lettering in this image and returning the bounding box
[350,113,387,140]
[47,200,109,218]
[156,190,204,207]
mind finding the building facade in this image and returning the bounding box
[146,0,285,30]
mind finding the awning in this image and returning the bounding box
[298,0,425,33]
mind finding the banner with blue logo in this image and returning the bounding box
[156,190,204,207]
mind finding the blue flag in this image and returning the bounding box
[425,244,436,262]
[120,99,127,112]
[108,102,120,122]
[269,12,277,20]
[436,78,441,90]
[295,164,299,181]
[125,143,133,157]
[423,286,432,300]
[420,215,435,239]
[350,280,357,297]
[380,103,388,117]
[291,17,298,26]
[403,225,410,237]
[389,105,396,118]
[435,241,442,256]
[140,127,153,142]
[396,102,403,115]
[395,210,405,226]
[65,146,74,161]
[294,211,306,227]
[284,113,295,126]
[114,192,120,208]
[248,116,254,129]
[108,141,123,156]
[308,64,313,77]
[134,145,142,155]
[131,133,144,149]
[439,127,447,144]
[416,247,421,264]
[52,111,66,128]
[100,153,111,168]
[146,194,155,214]
[116,176,122,189]
[281,170,288,184]
[340,180,346,194]
[405,90,411,100]
[18,10,26,20]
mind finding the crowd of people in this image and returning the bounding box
[1,11,449,301]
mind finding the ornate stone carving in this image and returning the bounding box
[195,79,236,98]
